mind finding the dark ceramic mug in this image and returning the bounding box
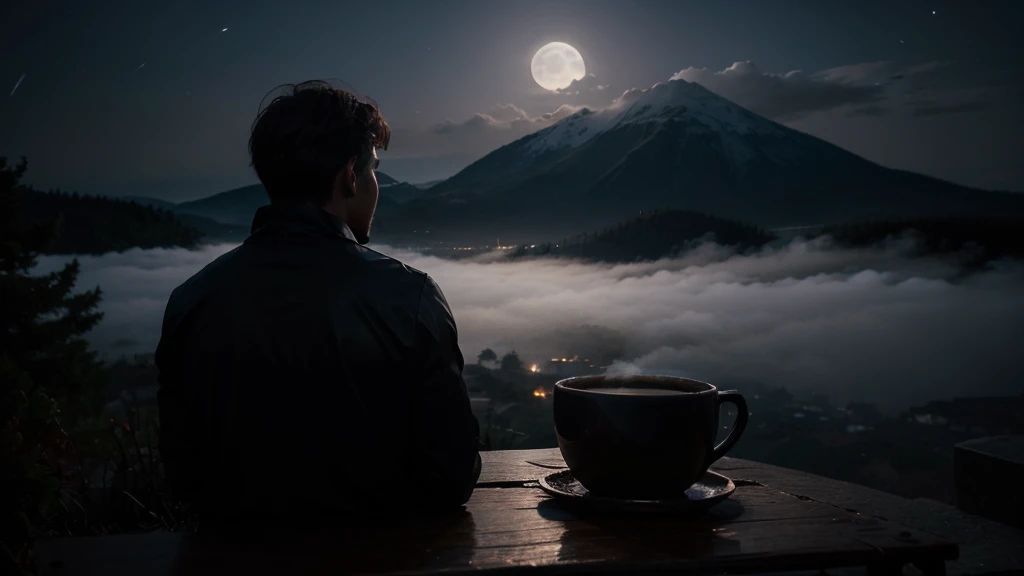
[553,375,748,499]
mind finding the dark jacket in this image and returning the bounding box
[156,202,480,526]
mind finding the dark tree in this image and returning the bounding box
[500,351,523,373]
[0,158,108,573]
[477,348,498,366]
[819,217,1024,268]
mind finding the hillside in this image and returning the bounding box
[121,195,177,211]
[173,183,267,225]
[507,210,1024,268]
[20,189,201,255]
[173,213,248,242]
[817,217,1024,267]
[381,79,1024,244]
[8,167,416,255]
[170,171,412,225]
[510,209,774,263]
[378,181,425,203]
[120,196,245,239]
[376,172,399,186]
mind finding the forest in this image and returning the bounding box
[17,186,202,255]
[817,217,1024,267]
[509,208,776,263]
[508,208,1024,269]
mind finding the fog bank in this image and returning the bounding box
[35,237,1024,409]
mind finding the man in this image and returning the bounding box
[156,81,480,528]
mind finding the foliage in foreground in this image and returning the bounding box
[0,158,190,574]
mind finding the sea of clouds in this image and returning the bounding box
[34,237,1024,410]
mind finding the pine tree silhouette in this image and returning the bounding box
[1,157,108,572]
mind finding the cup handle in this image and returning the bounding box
[709,390,748,466]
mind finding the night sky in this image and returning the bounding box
[2,0,1022,201]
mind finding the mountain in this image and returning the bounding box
[174,184,267,225]
[376,172,400,186]
[381,79,1024,244]
[378,178,426,204]
[413,180,444,189]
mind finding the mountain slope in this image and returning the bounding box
[174,184,267,225]
[385,79,1024,243]
[122,195,177,210]
[510,208,775,263]
[378,180,425,204]
[170,171,408,225]
[376,172,400,186]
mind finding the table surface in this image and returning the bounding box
[37,449,1024,576]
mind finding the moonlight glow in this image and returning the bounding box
[531,42,586,91]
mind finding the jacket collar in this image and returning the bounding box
[249,202,359,243]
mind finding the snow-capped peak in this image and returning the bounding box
[523,107,619,155]
[523,78,783,156]
[610,79,777,136]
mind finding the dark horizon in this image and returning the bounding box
[2,0,1023,201]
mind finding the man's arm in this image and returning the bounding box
[155,292,201,504]
[409,276,481,509]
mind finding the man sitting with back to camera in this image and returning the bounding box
[156,80,481,528]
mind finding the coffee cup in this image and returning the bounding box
[553,375,748,499]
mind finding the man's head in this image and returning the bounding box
[248,81,391,244]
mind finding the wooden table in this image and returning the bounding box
[37,449,1024,575]
[955,435,1024,530]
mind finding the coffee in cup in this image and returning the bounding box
[553,375,747,499]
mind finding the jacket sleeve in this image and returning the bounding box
[155,290,201,503]
[409,276,482,509]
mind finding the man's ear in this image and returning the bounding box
[339,157,358,199]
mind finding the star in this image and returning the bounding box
[10,73,26,96]
[932,10,936,15]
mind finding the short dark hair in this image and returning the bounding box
[248,80,391,205]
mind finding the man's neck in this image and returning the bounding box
[317,200,346,223]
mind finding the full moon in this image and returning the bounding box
[531,42,586,91]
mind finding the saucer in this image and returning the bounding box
[539,469,735,514]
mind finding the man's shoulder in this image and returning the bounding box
[165,244,246,307]
[350,240,430,284]
[349,242,429,280]
[165,240,432,314]
[346,245,448,312]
